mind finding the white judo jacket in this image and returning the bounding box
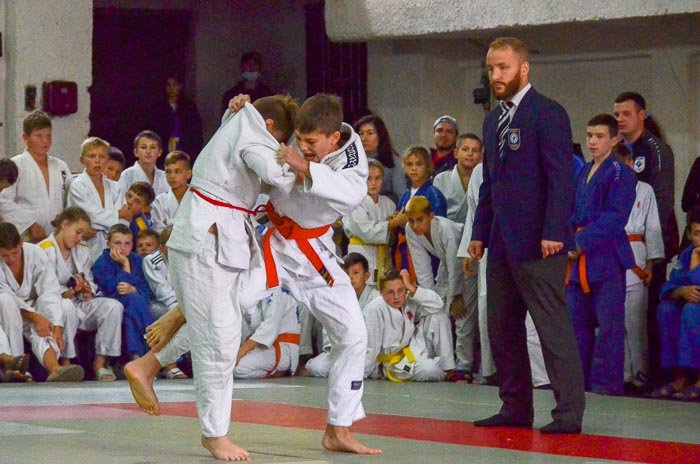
[268,123,368,275]
[407,215,464,303]
[0,243,63,326]
[167,103,296,270]
[0,150,71,234]
[624,181,665,286]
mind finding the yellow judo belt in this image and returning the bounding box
[348,237,389,286]
[376,346,415,382]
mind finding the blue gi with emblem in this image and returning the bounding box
[567,156,637,395]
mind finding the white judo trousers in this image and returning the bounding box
[622,181,663,382]
[270,249,367,426]
[163,103,296,438]
[40,235,123,359]
[306,286,379,378]
[169,236,242,438]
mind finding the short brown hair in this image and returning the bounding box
[128,181,156,205]
[136,229,160,245]
[0,222,21,249]
[23,110,52,136]
[133,130,162,150]
[164,150,191,169]
[0,158,19,185]
[295,93,342,136]
[379,269,403,292]
[254,95,299,143]
[489,37,529,62]
[107,223,131,242]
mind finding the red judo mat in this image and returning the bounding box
[2,400,699,463]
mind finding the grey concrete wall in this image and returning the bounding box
[3,0,93,170]
[326,0,700,41]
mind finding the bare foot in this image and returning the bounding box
[146,306,185,352]
[322,425,381,455]
[124,352,161,415]
[201,435,250,461]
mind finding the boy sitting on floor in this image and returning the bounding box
[364,269,449,382]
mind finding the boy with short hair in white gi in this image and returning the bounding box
[67,137,133,263]
[305,252,379,377]
[269,93,381,454]
[124,94,299,461]
[119,130,169,197]
[104,147,126,182]
[151,151,192,233]
[0,222,84,382]
[0,110,72,243]
[40,207,123,381]
[365,269,449,381]
[342,159,398,286]
[404,196,460,378]
[613,144,664,393]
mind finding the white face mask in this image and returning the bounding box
[242,71,260,82]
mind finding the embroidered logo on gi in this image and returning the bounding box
[633,156,645,173]
[507,128,520,150]
[351,380,363,390]
[343,143,359,170]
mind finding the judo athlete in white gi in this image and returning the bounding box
[0,222,84,382]
[614,146,664,387]
[235,286,300,379]
[269,94,381,454]
[124,94,298,461]
[457,164,550,386]
[342,159,398,286]
[39,207,123,381]
[67,137,132,264]
[0,110,71,243]
[305,252,380,377]
[151,151,192,233]
[404,196,459,374]
[433,134,482,377]
[365,269,449,381]
[119,130,169,198]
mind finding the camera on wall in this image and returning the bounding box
[472,64,491,111]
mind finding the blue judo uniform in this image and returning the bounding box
[657,245,700,370]
[567,156,637,395]
[394,180,447,273]
[93,249,154,357]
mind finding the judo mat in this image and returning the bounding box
[1,377,699,463]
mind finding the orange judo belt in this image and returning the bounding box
[267,332,301,376]
[627,234,649,280]
[262,202,334,288]
[565,227,590,293]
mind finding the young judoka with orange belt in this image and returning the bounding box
[566,114,637,396]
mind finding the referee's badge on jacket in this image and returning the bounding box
[507,128,521,150]
[633,156,645,173]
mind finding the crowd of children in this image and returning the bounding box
[0,92,697,409]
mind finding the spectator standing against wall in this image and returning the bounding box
[146,71,203,167]
[468,37,585,434]
[613,92,679,384]
[220,51,273,115]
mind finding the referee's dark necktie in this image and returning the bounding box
[497,101,514,159]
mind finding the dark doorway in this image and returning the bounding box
[91,8,191,166]
[304,2,367,124]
